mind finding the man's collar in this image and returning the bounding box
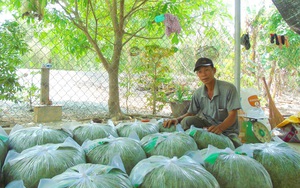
[201,79,219,98]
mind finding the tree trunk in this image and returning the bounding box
[108,67,122,116]
[108,35,124,118]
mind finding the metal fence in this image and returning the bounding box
[1,1,298,127]
[0,13,236,127]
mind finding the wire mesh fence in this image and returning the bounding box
[1,1,299,127]
[0,14,235,127]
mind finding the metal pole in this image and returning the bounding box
[235,0,241,94]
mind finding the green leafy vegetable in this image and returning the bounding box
[83,137,146,174]
[130,155,219,188]
[186,127,235,150]
[141,132,198,158]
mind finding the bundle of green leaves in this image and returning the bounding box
[186,127,235,150]
[41,163,132,188]
[157,120,177,133]
[203,147,272,188]
[83,137,146,174]
[9,125,71,152]
[3,138,86,187]
[0,128,8,171]
[72,122,118,145]
[130,155,219,188]
[250,142,300,188]
[116,121,159,139]
[141,132,198,158]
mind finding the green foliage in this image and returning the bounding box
[16,70,40,110]
[134,44,176,114]
[0,20,29,101]
[167,84,193,103]
[240,4,300,91]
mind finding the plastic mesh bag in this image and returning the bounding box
[130,155,219,188]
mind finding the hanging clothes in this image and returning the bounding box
[163,13,181,36]
[241,33,251,50]
[270,33,289,48]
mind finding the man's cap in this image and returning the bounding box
[193,57,214,71]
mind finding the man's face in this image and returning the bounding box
[196,66,216,84]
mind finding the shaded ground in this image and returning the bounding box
[1,69,299,128]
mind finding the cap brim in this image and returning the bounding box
[194,64,212,71]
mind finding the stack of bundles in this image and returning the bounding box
[116,120,159,139]
[186,126,235,150]
[141,132,198,158]
[129,155,220,188]
[9,124,71,152]
[202,146,273,188]
[66,121,118,145]
[83,136,146,174]
[38,163,132,188]
[237,142,300,188]
[2,138,86,188]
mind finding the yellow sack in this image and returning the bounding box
[276,112,300,128]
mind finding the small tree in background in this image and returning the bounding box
[0,21,29,101]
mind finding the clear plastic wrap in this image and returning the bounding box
[2,137,86,188]
[141,132,198,158]
[203,145,273,188]
[0,127,8,169]
[129,155,220,188]
[237,142,300,188]
[116,120,159,139]
[156,118,177,132]
[82,136,146,174]
[0,127,9,184]
[186,126,235,150]
[271,123,300,143]
[38,163,132,188]
[8,124,71,152]
[64,120,118,145]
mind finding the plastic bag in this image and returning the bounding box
[63,120,118,145]
[2,138,86,187]
[141,132,198,158]
[116,120,159,139]
[186,126,235,150]
[271,123,300,143]
[236,142,300,188]
[130,155,219,188]
[203,145,273,188]
[38,163,132,188]
[82,136,146,174]
[9,124,71,152]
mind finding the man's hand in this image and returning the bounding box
[207,125,223,135]
[163,119,179,128]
